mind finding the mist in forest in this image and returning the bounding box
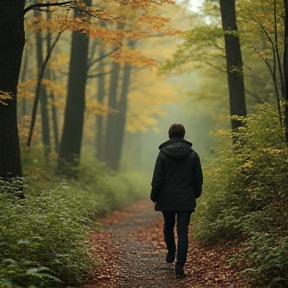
[121,72,229,174]
[16,0,232,182]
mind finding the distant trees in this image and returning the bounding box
[113,45,134,170]
[161,0,288,140]
[237,0,288,141]
[162,0,248,132]
[0,0,178,189]
[214,0,288,139]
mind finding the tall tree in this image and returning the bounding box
[57,0,92,177]
[112,40,136,170]
[112,63,132,170]
[95,45,107,162]
[46,10,60,153]
[49,73,60,153]
[104,60,121,169]
[219,0,247,131]
[35,9,51,157]
[284,0,288,141]
[0,0,25,193]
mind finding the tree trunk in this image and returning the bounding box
[104,61,121,169]
[113,63,132,170]
[57,1,91,177]
[35,9,51,156]
[112,40,135,170]
[96,45,106,162]
[0,0,25,189]
[219,0,247,131]
[20,48,29,119]
[283,0,288,141]
[46,11,59,152]
[50,87,59,153]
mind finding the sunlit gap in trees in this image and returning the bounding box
[175,0,211,24]
[174,0,204,12]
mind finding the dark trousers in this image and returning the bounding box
[162,211,193,267]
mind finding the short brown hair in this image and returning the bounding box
[168,123,185,139]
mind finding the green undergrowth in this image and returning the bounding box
[194,103,288,284]
[0,151,149,288]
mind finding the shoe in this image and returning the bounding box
[175,272,186,279]
[165,252,175,263]
[175,264,186,278]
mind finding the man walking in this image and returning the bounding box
[150,123,203,278]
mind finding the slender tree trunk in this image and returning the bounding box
[0,0,25,196]
[112,40,135,170]
[20,48,29,119]
[50,88,59,153]
[283,0,288,141]
[96,46,106,162]
[104,61,120,169]
[46,11,59,152]
[219,0,247,131]
[113,63,132,170]
[49,69,59,153]
[35,10,51,156]
[57,0,91,177]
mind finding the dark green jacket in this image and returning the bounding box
[150,138,203,211]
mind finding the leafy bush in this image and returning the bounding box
[0,149,148,287]
[67,154,150,216]
[194,104,288,281]
[241,233,288,281]
[0,183,96,288]
[194,128,256,245]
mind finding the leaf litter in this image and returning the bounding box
[83,199,254,288]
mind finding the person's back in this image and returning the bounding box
[150,123,203,278]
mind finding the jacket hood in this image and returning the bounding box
[159,138,192,160]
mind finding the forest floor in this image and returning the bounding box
[83,199,254,288]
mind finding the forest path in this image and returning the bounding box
[83,199,250,288]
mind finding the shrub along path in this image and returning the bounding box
[83,199,252,288]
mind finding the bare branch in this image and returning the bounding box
[27,32,62,146]
[24,1,119,21]
[73,6,119,21]
[24,1,75,14]
[88,49,118,69]
[87,70,112,78]
[251,16,282,123]
[245,88,264,104]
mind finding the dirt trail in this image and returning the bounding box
[84,199,251,288]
